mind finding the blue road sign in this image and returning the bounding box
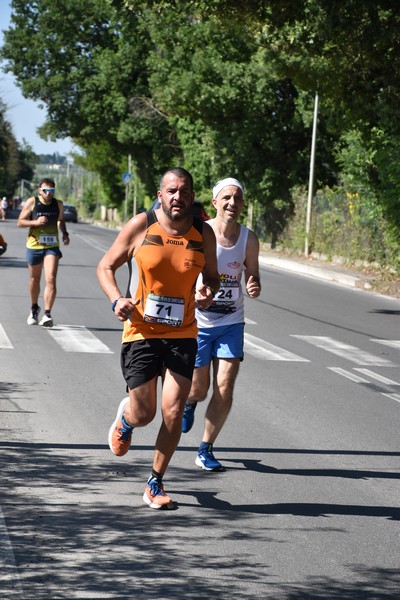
[122,173,132,185]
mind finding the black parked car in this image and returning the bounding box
[63,203,78,223]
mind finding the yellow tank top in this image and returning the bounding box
[26,196,60,250]
[122,212,205,342]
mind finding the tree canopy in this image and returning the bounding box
[0,99,35,197]
[1,0,399,246]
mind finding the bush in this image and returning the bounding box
[278,184,399,272]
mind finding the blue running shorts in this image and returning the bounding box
[195,322,244,367]
[26,247,62,265]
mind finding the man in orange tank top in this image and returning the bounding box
[97,167,220,509]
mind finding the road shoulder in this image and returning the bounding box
[259,248,400,299]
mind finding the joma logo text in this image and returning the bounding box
[167,239,184,245]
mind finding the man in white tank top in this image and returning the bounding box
[182,177,261,470]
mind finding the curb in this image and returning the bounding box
[259,254,360,288]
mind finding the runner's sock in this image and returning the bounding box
[121,412,133,430]
[199,441,212,452]
[148,469,163,484]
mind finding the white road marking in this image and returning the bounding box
[371,339,400,349]
[75,232,110,253]
[329,367,400,404]
[0,324,13,349]
[381,393,400,403]
[292,335,395,366]
[244,333,309,361]
[0,507,23,596]
[327,367,369,383]
[354,369,400,385]
[244,317,257,325]
[46,324,113,353]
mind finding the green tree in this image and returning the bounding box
[258,0,400,236]
[121,0,400,243]
[117,4,318,241]
[1,0,176,199]
[0,99,35,196]
[3,0,399,254]
[2,0,315,230]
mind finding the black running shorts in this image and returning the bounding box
[120,337,198,390]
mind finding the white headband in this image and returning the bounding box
[212,177,244,199]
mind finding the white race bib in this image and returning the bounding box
[39,234,57,246]
[144,293,184,327]
[213,281,240,304]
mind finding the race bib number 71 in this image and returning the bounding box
[144,293,184,327]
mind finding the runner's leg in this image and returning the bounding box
[202,357,241,445]
[153,369,192,474]
[42,253,59,311]
[28,262,43,305]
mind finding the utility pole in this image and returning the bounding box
[305,92,319,256]
[133,169,137,217]
[19,179,32,200]
[124,154,132,221]
[66,160,70,201]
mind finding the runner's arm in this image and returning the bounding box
[195,221,220,308]
[97,213,146,319]
[17,197,37,228]
[57,201,70,245]
[244,230,261,298]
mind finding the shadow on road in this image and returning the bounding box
[1,380,399,599]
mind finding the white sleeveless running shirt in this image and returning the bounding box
[196,220,249,328]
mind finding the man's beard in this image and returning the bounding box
[161,200,191,221]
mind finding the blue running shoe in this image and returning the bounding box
[195,444,223,471]
[182,401,197,433]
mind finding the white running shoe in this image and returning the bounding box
[39,314,53,327]
[27,306,40,325]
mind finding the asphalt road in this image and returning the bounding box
[1,219,399,599]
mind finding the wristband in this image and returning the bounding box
[112,296,123,312]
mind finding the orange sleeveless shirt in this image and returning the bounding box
[122,212,206,342]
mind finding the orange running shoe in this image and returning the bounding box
[108,397,133,456]
[143,480,174,509]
